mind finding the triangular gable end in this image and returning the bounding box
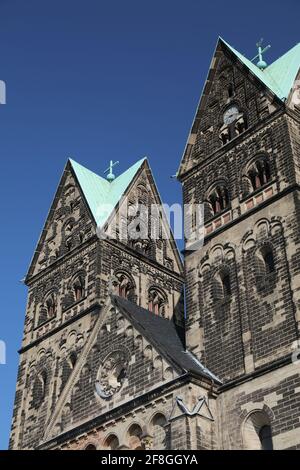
[177,37,300,178]
[70,157,146,229]
[41,295,184,443]
[26,158,147,281]
[26,160,97,281]
[27,156,183,281]
[223,39,300,102]
[103,159,184,276]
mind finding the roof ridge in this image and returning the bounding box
[69,157,146,228]
[112,296,221,383]
[220,38,300,101]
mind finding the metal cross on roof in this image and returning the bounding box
[251,38,271,70]
[104,160,119,182]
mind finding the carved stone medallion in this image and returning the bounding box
[95,349,129,399]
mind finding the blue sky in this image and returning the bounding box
[0,0,299,449]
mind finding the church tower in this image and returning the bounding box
[9,158,194,450]
[178,38,300,449]
[10,37,300,451]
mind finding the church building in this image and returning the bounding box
[10,38,300,450]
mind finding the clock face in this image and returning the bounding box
[223,105,239,125]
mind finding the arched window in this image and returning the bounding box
[85,444,97,450]
[243,411,273,450]
[73,275,85,302]
[228,84,234,98]
[255,246,275,278]
[63,219,75,252]
[259,425,273,450]
[60,352,77,391]
[46,294,56,318]
[127,424,143,450]
[212,270,232,303]
[263,249,275,274]
[38,293,57,325]
[222,273,231,296]
[148,288,167,316]
[208,185,230,216]
[32,370,47,407]
[247,158,271,191]
[115,272,135,301]
[69,351,77,368]
[103,434,119,450]
[151,413,168,450]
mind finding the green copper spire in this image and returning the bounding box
[69,157,146,228]
[220,38,300,101]
[251,38,271,70]
[104,160,119,182]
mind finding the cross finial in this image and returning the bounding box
[104,160,119,182]
[251,38,271,70]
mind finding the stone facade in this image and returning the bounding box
[10,38,300,450]
[180,39,300,450]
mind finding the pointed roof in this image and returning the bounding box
[70,157,146,228]
[221,38,300,101]
[177,38,300,178]
[25,158,146,281]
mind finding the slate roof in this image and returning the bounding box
[70,157,146,228]
[112,295,221,384]
[221,38,300,101]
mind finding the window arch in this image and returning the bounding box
[127,424,143,450]
[148,288,167,316]
[255,245,275,278]
[45,293,56,318]
[32,370,47,408]
[242,156,271,196]
[263,248,275,274]
[73,274,85,302]
[243,410,273,450]
[103,434,119,450]
[212,270,232,303]
[228,84,234,98]
[69,351,77,368]
[60,352,77,391]
[115,271,135,301]
[207,184,230,216]
[38,292,57,326]
[248,158,271,191]
[84,444,97,450]
[62,218,76,252]
[150,413,168,450]
[259,425,273,450]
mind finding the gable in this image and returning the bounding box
[223,40,300,101]
[41,296,184,442]
[102,159,183,275]
[177,38,298,178]
[27,162,96,279]
[27,157,182,280]
[70,158,146,228]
